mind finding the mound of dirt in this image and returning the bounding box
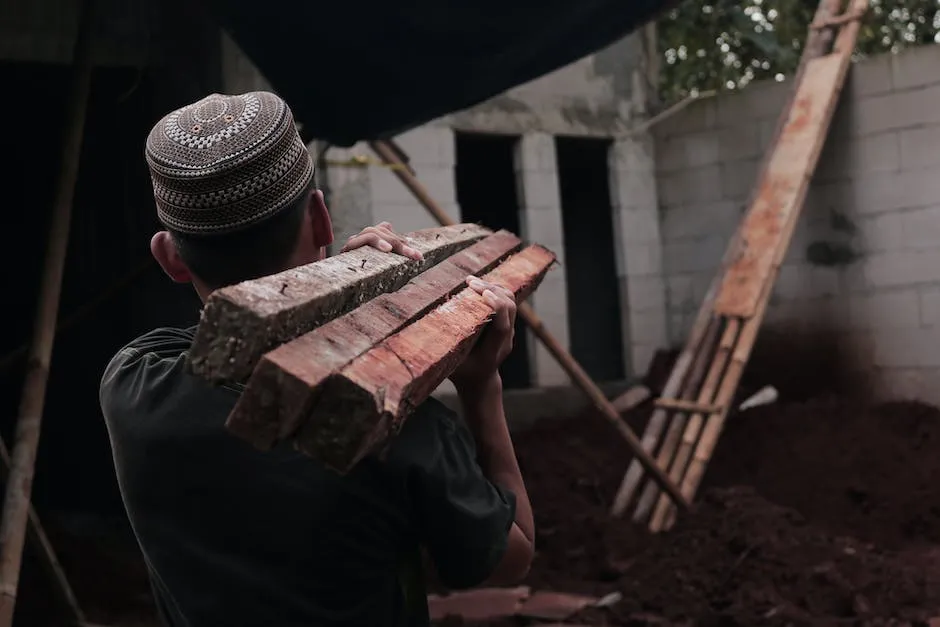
[444,395,940,625]
[587,486,940,626]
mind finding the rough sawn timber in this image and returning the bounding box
[294,244,556,474]
[225,230,523,450]
[187,223,491,385]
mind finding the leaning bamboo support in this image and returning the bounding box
[609,282,719,517]
[368,139,691,510]
[0,0,96,623]
[631,317,722,523]
[648,318,741,532]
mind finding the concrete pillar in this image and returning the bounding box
[610,134,669,376]
[516,132,571,387]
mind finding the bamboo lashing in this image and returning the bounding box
[367,139,691,510]
[609,0,866,530]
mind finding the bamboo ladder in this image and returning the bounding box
[609,0,869,532]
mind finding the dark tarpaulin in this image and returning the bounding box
[204,0,674,146]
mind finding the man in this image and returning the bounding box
[99,91,534,627]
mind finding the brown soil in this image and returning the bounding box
[438,391,940,626]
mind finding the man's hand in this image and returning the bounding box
[450,277,517,395]
[341,222,424,261]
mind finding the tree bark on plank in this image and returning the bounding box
[188,223,490,385]
[226,230,523,450]
[294,245,556,474]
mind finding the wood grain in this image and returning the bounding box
[187,224,490,385]
[226,230,523,450]
[294,245,557,474]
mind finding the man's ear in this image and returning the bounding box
[150,231,193,283]
[309,189,335,248]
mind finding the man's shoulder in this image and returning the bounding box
[99,326,198,414]
[385,397,471,472]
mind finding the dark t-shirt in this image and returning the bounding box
[99,326,516,627]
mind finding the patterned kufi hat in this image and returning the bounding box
[145,91,314,235]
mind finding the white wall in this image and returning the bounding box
[655,44,940,404]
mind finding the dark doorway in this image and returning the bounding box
[454,132,531,389]
[555,136,625,383]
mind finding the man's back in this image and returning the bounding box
[100,326,516,627]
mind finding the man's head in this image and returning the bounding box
[145,91,333,300]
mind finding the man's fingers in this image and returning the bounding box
[342,225,424,259]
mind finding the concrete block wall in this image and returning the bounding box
[654,44,940,404]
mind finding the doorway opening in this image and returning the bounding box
[555,136,626,383]
[454,132,531,389]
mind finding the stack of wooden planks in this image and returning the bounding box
[186,224,556,473]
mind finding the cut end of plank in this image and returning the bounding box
[293,373,392,474]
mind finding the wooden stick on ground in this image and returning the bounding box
[368,140,690,510]
[188,224,490,385]
[0,0,96,623]
[294,245,556,473]
[226,230,523,450]
[0,439,85,624]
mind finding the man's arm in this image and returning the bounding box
[457,373,534,585]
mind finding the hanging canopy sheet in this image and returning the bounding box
[204,0,676,146]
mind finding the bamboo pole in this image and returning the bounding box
[368,139,690,510]
[661,0,866,530]
[609,284,719,517]
[631,317,721,523]
[611,0,848,523]
[0,440,85,624]
[649,318,740,532]
[0,0,96,623]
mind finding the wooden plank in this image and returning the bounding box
[294,245,557,473]
[225,230,523,450]
[713,53,845,318]
[187,223,491,385]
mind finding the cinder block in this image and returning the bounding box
[519,208,565,250]
[872,327,940,368]
[848,289,921,329]
[517,133,558,172]
[719,159,760,201]
[653,98,718,139]
[394,126,456,167]
[614,206,660,244]
[890,44,940,92]
[857,213,906,253]
[772,264,807,301]
[518,169,561,211]
[717,123,762,162]
[851,167,940,215]
[611,167,658,211]
[683,131,722,168]
[919,286,940,326]
[815,132,901,182]
[370,203,449,234]
[900,206,940,250]
[666,274,696,311]
[626,275,667,313]
[661,201,739,242]
[899,125,940,170]
[656,136,687,173]
[370,165,456,207]
[612,136,655,173]
[851,85,940,137]
[847,54,894,99]
[629,310,668,349]
[624,241,664,277]
[864,249,940,288]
